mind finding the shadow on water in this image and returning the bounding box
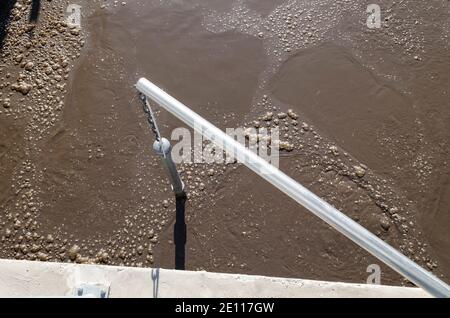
[0,0,17,50]
[0,0,41,50]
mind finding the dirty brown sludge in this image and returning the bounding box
[0,0,449,287]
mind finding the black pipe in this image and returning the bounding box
[174,192,187,270]
[29,0,41,23]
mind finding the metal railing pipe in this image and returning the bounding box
[136,77,450,298]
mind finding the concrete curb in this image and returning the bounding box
[0,259,430,298]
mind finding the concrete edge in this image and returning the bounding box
[0,259,430,298]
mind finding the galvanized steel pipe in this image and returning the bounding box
[136,77,450,298]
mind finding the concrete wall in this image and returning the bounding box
[0,259,429,298]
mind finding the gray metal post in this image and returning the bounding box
[153,138,185,197]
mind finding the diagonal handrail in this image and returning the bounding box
[136,77,450,298]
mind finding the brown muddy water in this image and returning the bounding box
[0,0,449,287]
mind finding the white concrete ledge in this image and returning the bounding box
[0,259,429,298]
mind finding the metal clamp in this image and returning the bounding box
[153,138,185,197]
